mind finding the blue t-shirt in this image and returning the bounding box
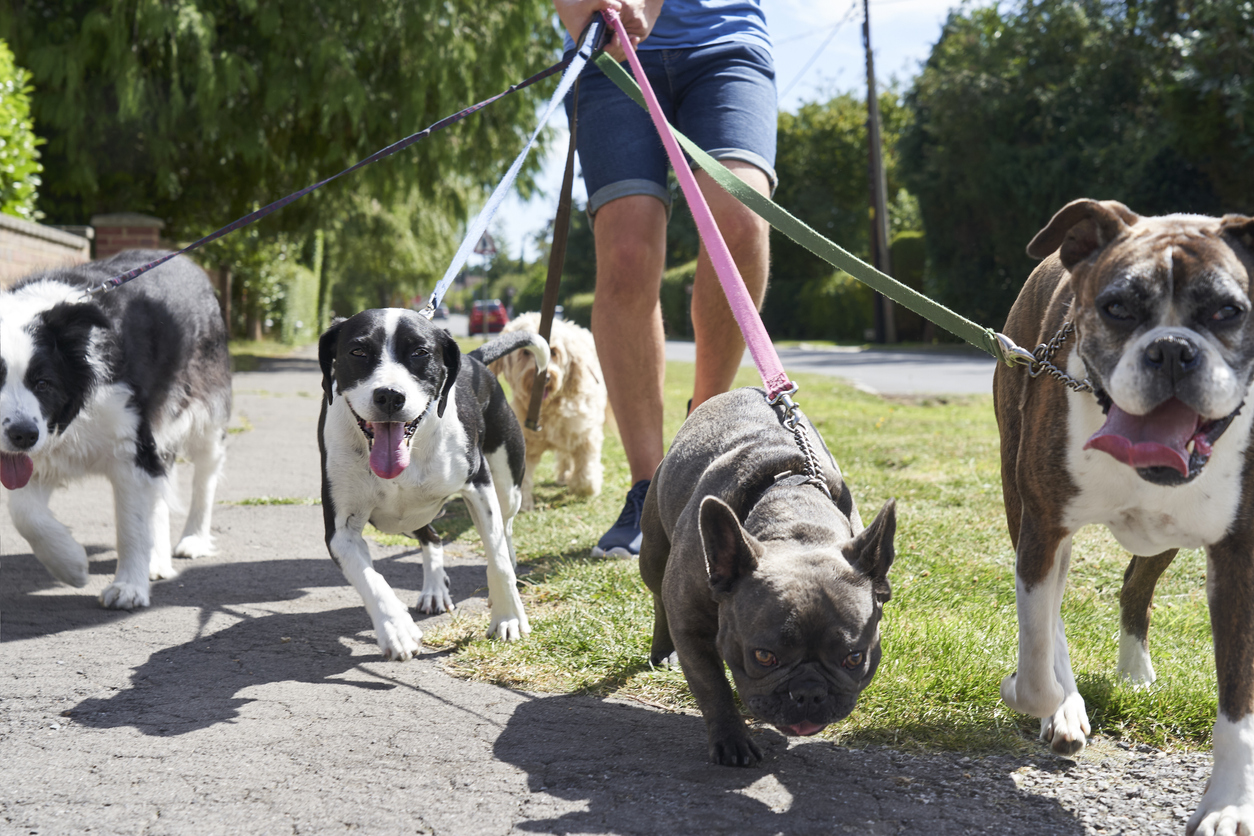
[563,0,771,54]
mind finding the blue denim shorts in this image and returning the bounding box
[565,41,777,217]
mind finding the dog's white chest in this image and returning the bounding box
[1062,383,1254,554]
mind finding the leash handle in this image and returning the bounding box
[603,10,793,401]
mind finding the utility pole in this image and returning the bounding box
[863,0,896,343]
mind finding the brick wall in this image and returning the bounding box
[0,214,92,288]
[91,213,165,260]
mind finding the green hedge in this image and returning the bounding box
[0,40,43,221]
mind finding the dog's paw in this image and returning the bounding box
[1039,691,1090,756]
[174,534,216,560]
[377,615,423,661]
[99,582,150,610]
[417,572,454,615]
[487,613,531,642]
[1000,671,1065,719]
[1187,801,1254,836]
[708,725,763,767]
[149,559,179,581]
[520,494,536,512]
[36,543,90,588]
[650,651,679,669]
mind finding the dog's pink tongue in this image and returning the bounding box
[369,422,410,479]
[1084,398,1202,476]
[784,721,827,737]
[0,452,34,490]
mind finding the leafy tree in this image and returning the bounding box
[2,0,561,236]
[766,90,915,339]
[898,0,1247,331]
[0,38,42,221]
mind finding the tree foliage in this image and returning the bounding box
[766,90,915,340]
[899,0,1248,330]
[2,0,561,237]
[0,38,42,221]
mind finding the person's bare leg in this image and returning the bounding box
[591,194,668,484]
[690,161,771,411]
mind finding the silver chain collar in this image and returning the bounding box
[995,321,1094,394]
[766,386,832,499]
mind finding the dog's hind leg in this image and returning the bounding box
[148,485,177,580]
[1117,549,1177,685]
[461,476,529,641]
[638,486,675,666]
[415,524,454,614]
[175,427,226,559]
[9,480,89,588]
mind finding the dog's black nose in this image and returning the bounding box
[1144,335,1200,383]
[372,387,407,415]
[787,676,827,708]
[5,420,40,451]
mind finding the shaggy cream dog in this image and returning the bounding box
[489,312,607,510]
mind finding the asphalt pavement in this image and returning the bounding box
[0,347,1202,835]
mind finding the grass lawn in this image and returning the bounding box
[367,348,1217,753]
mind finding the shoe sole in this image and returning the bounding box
[591,546,638,558]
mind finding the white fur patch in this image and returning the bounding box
[1188,714,1254,836]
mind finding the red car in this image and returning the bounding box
[469,299,509,334]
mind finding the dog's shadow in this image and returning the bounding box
[494,695,1087,834]
[4,542,497,735]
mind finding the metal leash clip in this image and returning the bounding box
[765,384,832,499]
[995,323,1094,393]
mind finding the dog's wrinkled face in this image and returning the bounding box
[0,284,108,490]
[1028,200,1254,484]
[318,309,460,480]
[701,494,895,737]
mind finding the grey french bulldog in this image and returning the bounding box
[639,387,896,766]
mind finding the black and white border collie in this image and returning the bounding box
[0,251,231,609]
[318,308,547,660]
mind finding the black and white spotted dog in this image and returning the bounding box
[318,308,548,660]
[0,251,232,609]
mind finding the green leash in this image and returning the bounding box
[595,53,1010,364]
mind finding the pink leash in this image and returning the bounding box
[604,10,794,402]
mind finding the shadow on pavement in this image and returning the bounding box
[494,693,1086,835]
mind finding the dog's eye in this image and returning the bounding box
[753,650,777,667]
[32,379,52,393]
[842,651,865,669]
[412,348,430,358]
[1102,301,1135,322]
[1212,304,1244,323]
[350,348,367,358]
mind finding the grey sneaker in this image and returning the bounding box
[592,479,650,557]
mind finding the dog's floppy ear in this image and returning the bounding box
[843,498,896,604]
[40,301,110,348]
[1221,214,1254,258]
[318,318,346,405]
[1027,199,1140,269]
[700,495,762,595]
[436,328,461,418]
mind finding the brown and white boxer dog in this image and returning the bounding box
[995,198,1254,835]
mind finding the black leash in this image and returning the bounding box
[84,57,573,296]
[524,78,580,432]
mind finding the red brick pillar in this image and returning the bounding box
[89,213,165,260]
